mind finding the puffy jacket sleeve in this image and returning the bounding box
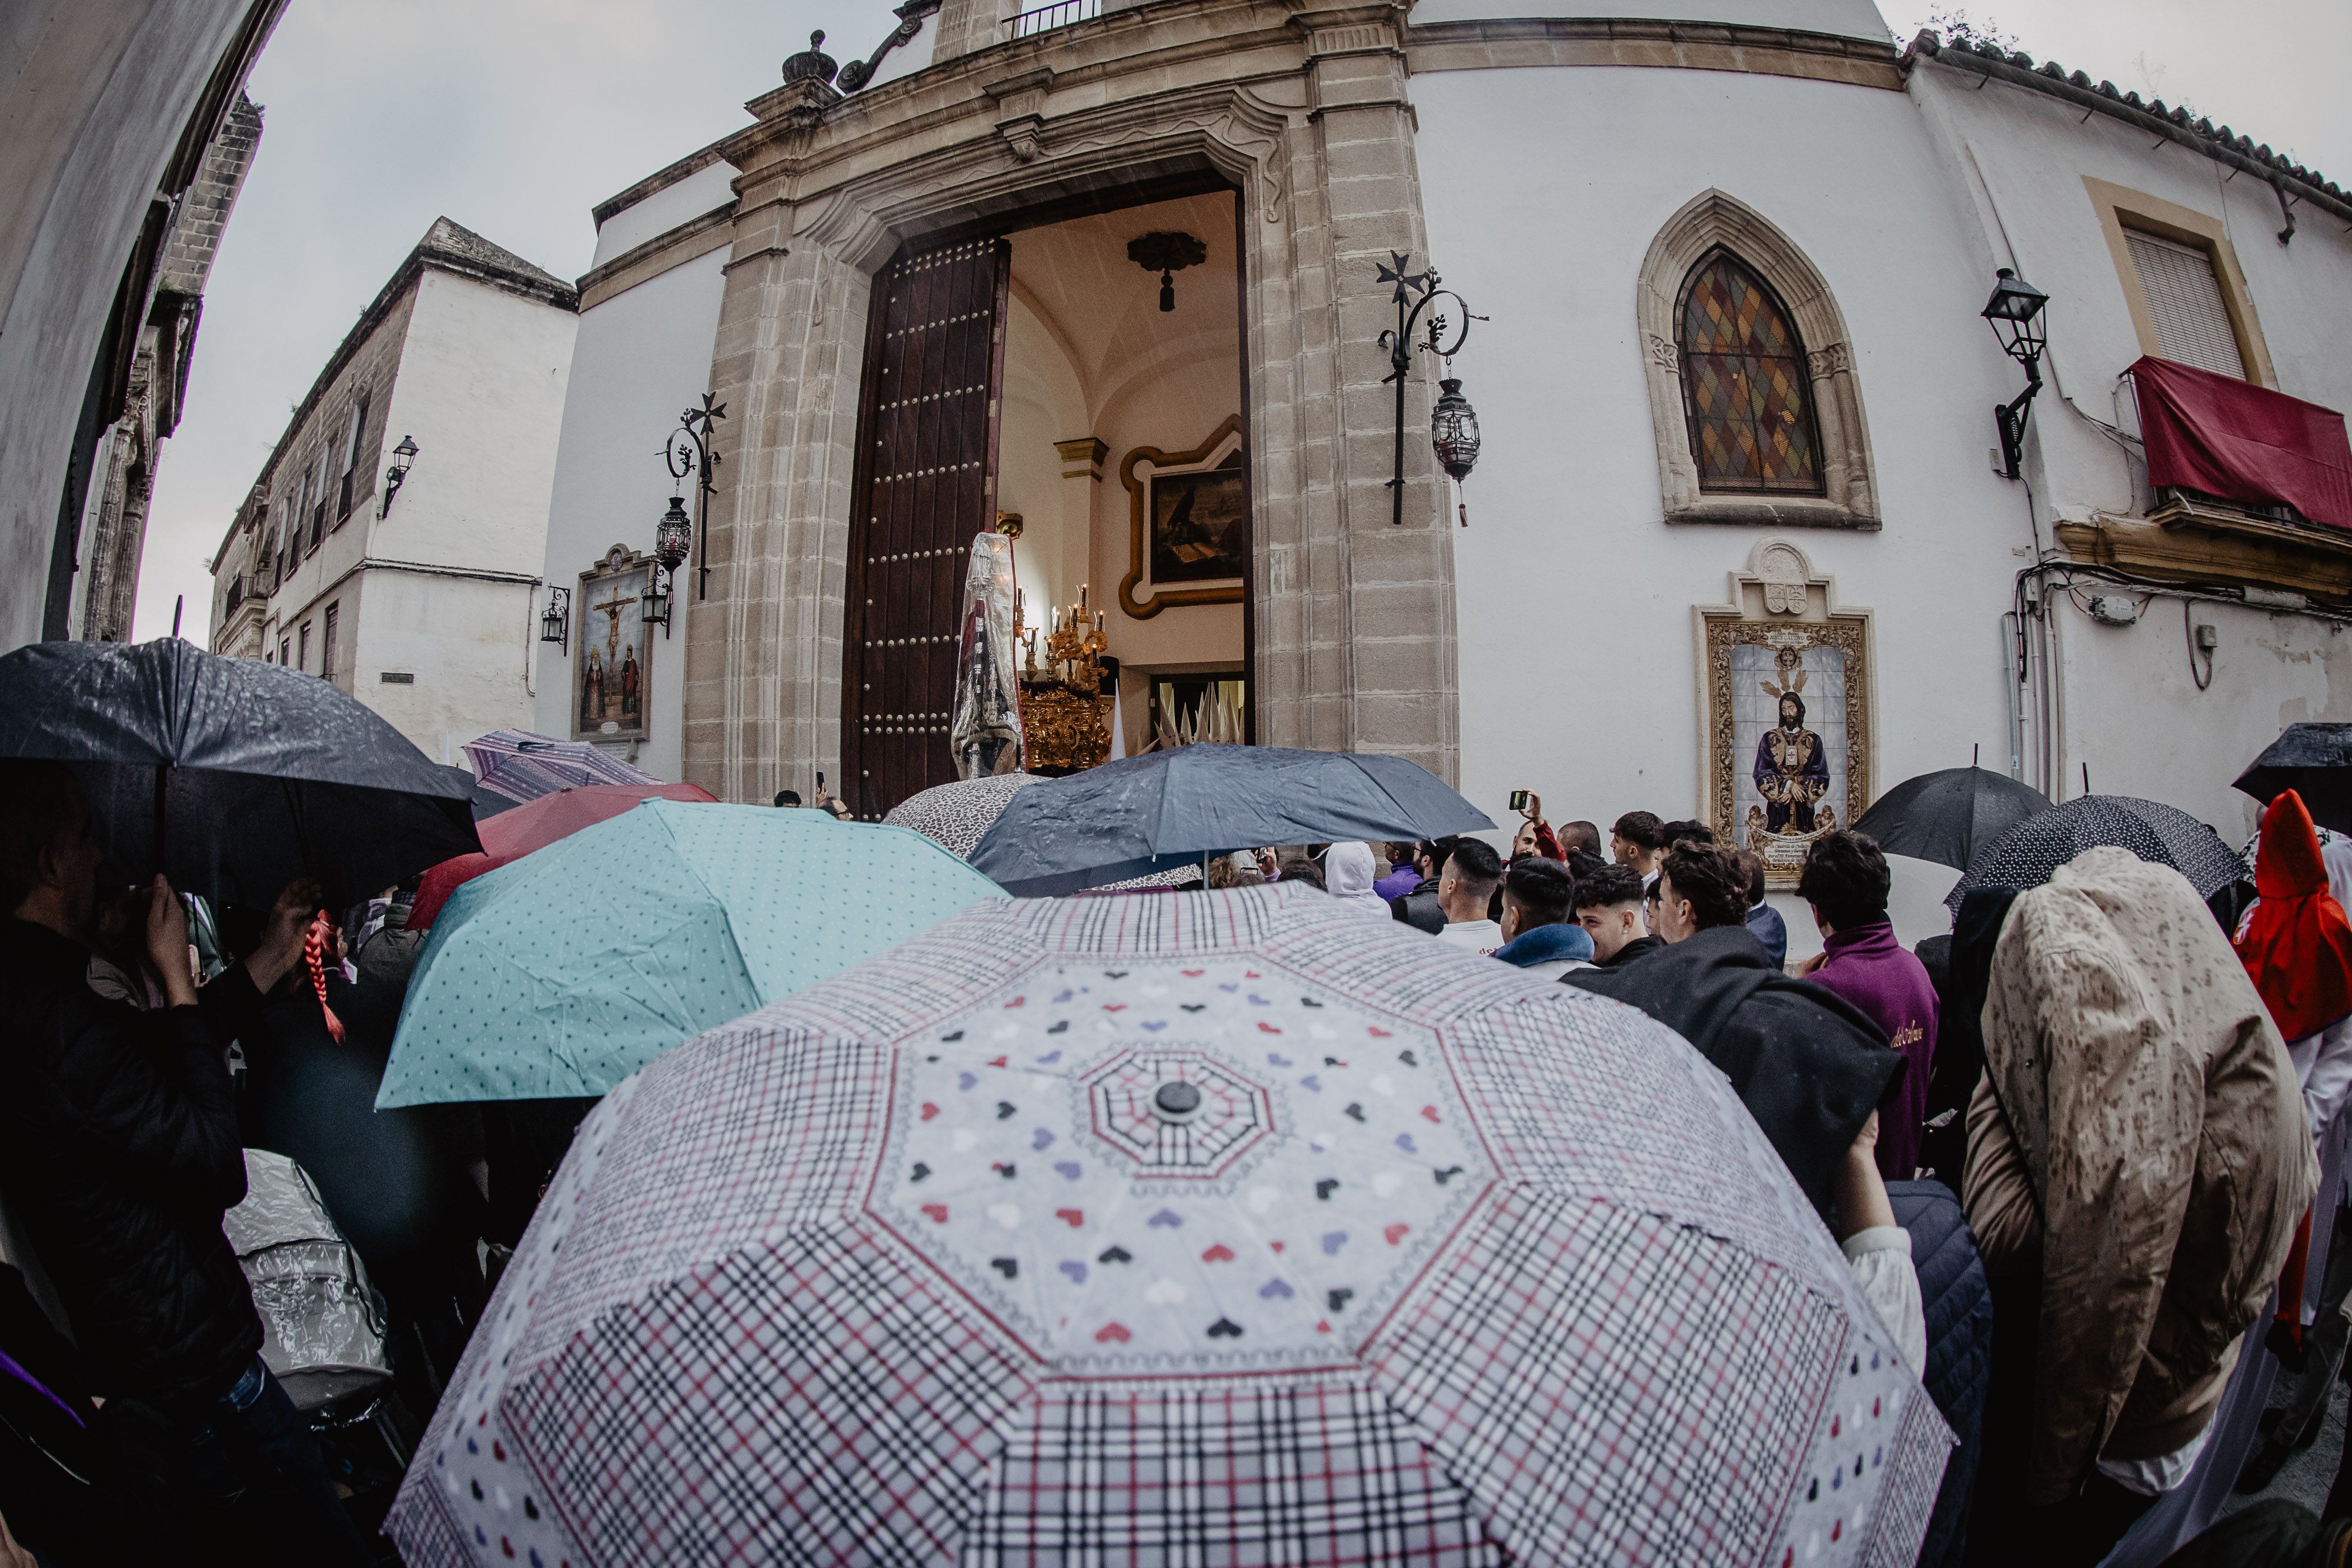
[1961,1070,2041,1268]
[1991,912,2200,1507]
[64,967,261,1216]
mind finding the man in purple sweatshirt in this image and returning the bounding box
[1797,831,1939,1182]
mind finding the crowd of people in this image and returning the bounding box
[6,750,2352,1566]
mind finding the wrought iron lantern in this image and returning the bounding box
[539,586,570,653]
[1981,267,2050,480]
[1375,252,1486,526]
[655,496,693,571]
[380,434,419,517]
[642,569,671,631]
[1431,378,1482,483]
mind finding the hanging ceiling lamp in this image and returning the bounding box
[1126,231,1207,312]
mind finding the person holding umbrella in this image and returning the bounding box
[0,762,368,1564]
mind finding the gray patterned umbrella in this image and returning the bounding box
[884,771,1043,859]
[1945,794,2247,912]
[387,883,1949,1567]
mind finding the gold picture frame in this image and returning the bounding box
[1118,414,1246,620]
[573,543,656,742]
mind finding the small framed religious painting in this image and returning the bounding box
[573,544,655,743]
[1118,415,1247,619]
[1696,539,1875,888]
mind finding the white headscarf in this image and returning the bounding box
[1322,842,1388,914]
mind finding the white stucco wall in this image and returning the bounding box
[533,246,730,781]
[353,570,543,765]
[590,160,738,269]
[1413,62,2028,843]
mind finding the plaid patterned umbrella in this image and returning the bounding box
[465,729,660,802]
[387,884,1949,1567]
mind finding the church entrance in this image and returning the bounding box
[838,182,1251,820]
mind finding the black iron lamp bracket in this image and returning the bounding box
[1994,358,2043,481]
[1374,252,1484,526]
[664,393,727,600]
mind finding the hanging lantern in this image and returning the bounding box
[654,496,693,571]
[1431,377,1481,482]
[642,569,672,631]
[539,587,570,652]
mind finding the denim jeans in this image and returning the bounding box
[115,1355,372,1566]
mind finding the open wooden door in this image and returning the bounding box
[840,236,1012,820]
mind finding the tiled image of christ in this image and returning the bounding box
[1732,642,1846,864]
[575,559,652,738]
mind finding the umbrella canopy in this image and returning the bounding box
[883,771,1042,858]
[1851,766,2051,872]
[0,638,477,910]
[465,728,660,802]
[478,781,717,861]
[386,883,1949,1567]
[376,801,1001,1107]
[1946,793,2247,912]
[2236,723,2352,836]
[971,744,1496,895]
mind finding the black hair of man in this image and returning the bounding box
[1735,848,1767,910]
[1659,819,1715,850]
[1612,811,1666,851]
[1445,836,1504,892]
[1422,837,1461,877]
[1558,820,1603,861]
[1278,862,1327,892]
[773,790,802,807]
[1659,842,1750,930]
[1796,830,1893,931]
[1572,862,1646,914]
[0,761,83,915]
[1565,848,1608,882]
[1504,856,1575,930]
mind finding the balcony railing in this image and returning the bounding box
[1008,0,1100,39]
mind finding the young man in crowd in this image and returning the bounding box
[1572,863,1659,968]
[0,762,369,1564]
[1796,831,1938,1181]
[1738,849,1788,971]
[1558,820,1603,864]
[1432,837,1505,955]
[1611,811,1667,888]
[1492,857,1593,978]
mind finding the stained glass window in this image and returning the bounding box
[1678,252,1824,494]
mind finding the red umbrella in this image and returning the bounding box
[477,781,716,860]
[409,784,718,929]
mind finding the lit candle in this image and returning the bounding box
[1078,584,1088,612]
[1094,611,1104,633]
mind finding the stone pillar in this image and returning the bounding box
[684,183,873,804]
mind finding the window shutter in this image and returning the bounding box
[840,236,1013,820]
[322,603,338,681]
[2126,230,2246,379]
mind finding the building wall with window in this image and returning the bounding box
[208,216,577,763]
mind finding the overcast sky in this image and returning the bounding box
[129,0,2352,640]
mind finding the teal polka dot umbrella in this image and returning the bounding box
[375,800,1003,1108]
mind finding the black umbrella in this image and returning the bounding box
[0,639,480,911]
[1945,794,2247,913]
[2235,723,2352,836]
[969,744,1495,895]
[1851,766,2052,872]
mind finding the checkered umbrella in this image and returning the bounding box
[387,883,1950,1567]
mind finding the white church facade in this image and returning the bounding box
[529,0,2352,864]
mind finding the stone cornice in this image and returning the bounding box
[1405,16,1900,89]
[576,203,737,309]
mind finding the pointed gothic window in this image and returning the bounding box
[1677,251,1824,496]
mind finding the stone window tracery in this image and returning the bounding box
[1638,190,1879,530]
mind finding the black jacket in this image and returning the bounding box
[1565,923,1900,1216]
[1886,1180,1993,1568]
[0,919,265,1413]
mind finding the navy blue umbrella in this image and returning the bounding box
[968,744,1495,895]
[0,638,479,911]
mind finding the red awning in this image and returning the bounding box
[2132,356,2352,529]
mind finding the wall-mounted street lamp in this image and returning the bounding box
[540,586,571,653]
[380,434,419,517]
[1376,252,1485,526]
[664,394,726,599]
[644,494,692,634]
[1982,267,2051,480]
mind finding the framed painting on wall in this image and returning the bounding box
[1118,414,1246,619]
[1697,538,1875,887]
[573,543,654,743]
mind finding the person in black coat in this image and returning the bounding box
[1568,842,1900,1217]
[0,763,366,1564]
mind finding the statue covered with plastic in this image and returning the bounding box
[951,531,1024,779]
